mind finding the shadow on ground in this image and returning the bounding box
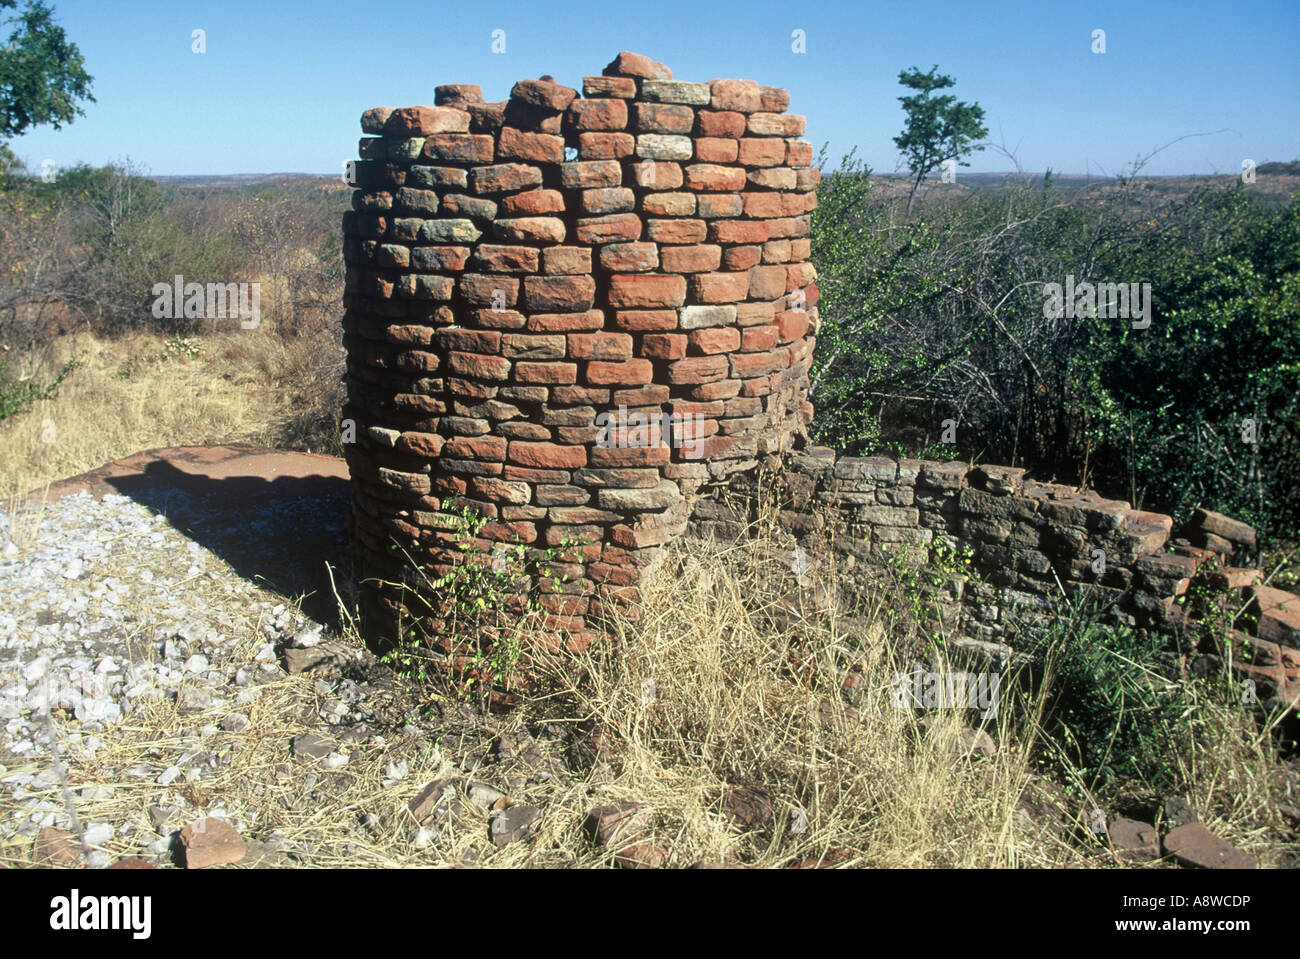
[31,444,355,627]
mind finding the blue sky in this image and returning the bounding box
[6,0,1298,177]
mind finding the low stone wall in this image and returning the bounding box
[690,447,1300,706]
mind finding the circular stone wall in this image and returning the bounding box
[340,50,820,678]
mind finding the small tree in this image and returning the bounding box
[893,65,987,216]
[0,0,94,139]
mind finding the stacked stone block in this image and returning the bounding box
[695,450,1300,707]
[341,52,819,667]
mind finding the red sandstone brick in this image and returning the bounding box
[689,379,742,401]
[667,355,729,385]
[599,242,659,272]
[641,192,696,216]
[684,164,748,191]
[459,274,519,306]
[589,562,639,586]
[609,274,687,308]
[759,86,790,112]
[467,101,507,133]
[527,309,606,332]
[787,140,814,167]
[710,220,770,244]
[480,520,538,544]
[474,308,527,329]
[583,75,637,98]
[539,594,590,616]
[471,163,544,194]
[577,131,636,159]
[723,245,763,270]
[641,333,687,360]
[500,333,565,359]
[785,192,816,216]
[473,244,540,273]
[561,160,623,188]
[741,191,785,217]
[435,84,483,106]
[710,79,761,113]
[541,246,592,275]
[646,219,708,244]
[690,271,750,303]
[504,465,570,483]
[516,361,578,384]
[385,324,433,346]
[787,261,818,289]
[523,275,596,312]
[576,213,642,244]
[741,324,779,351]
[422,133,495,163]
[509,442,587,470]
[604,51,673,80]
[747,264,787,300]
[411,245,472,271]
[444,435,508,460]
[396,431,445,457]
[632,160,684,189]
[568,332,634,360]
[447,352,511,380]
[696,194,743,218]
[384,106,471,136]
[689,327,740,354]
[612,309,679,332]
[394,350,440,373]
[587,359,655,386]
[613,385,671,406]
[436,329,502,353]
[737,138,785,167]
[694,137,740,163]
[497,126,564,164]
[660,244,722,273]
[495,216,566,243]
[731,351,787,376]
[582,187,636,214]
[499,189,565,216]
[696,110,747,138]
[510,78,578,112]
[552,385,610,405]
[567,99,629,131]
[632,102,695,134]
[776,311,811,342]
[590,445,671,467]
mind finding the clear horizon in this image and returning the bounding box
[5,0,1298,179]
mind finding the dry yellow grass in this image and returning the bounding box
[0,326,343,500]
[0,527,1088,870]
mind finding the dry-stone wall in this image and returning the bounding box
[697,450,1300,707]
[341,51,819,665]
[340,50,1300,708]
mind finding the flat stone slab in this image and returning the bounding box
[17,443,348,508]
[1163,823,1257,869]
